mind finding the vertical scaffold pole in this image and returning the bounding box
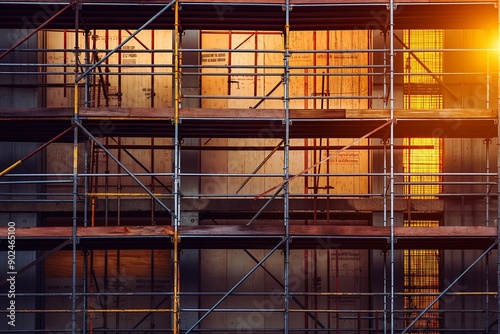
[82,142,89,334]
[389,0,396,333]
[82,24,91,334]
[72,3,80,334]
[173,0,181,333]
[283,1,291,333]
[497,4,500,333]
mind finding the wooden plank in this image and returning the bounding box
[346,108,497,119]
[45,249,170,277]
[0,198,448,217]
[0,107,495,120]
[0,0,492,3]
[181,0,489,3]
[0,225,496,250]
[182,0,283,3]
[0,225,173,238]
[394,226,497,237]
[3,225,495,238]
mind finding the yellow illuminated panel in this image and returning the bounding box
[402,29,442,332]
[403,138,442,199]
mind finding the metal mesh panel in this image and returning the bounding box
[402,29,443,333]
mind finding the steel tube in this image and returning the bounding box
[497,4,500,333]
[71,6,80,333]
[235,141,283,194]
[0,239,71,287]
[172,1,181,332]
[0,1,76,61]
[389,1,395,333]
[102,144,434,151]
[284,4,291,332]
[246,185,284,226]
[486,139,491,225]
[184,238,286,334]
[75,0,177,83]
[255,119,394,199]
[0,125,74,177]
[402,241,498,333]
[74,122,175,217]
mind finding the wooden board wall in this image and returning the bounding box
[44,30,174,198]
[200,30,371,332]
[42,28,372,332]
[44,29,172,108]
[45,249,171,278]
[43,31,174,325]
[44,249,171,331]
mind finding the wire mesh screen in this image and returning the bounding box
[403,221,441,332]
[403,29,443,109]
[403,137,442,199]
[402,29,443,333]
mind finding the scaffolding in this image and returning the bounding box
[0,0,499,333]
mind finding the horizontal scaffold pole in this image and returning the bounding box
[0,1,76,61]
[76,0,177,83]
[0,125,75,177]
[75,121,175,218]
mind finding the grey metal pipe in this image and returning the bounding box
[485,253,490,333]
[389,1,396,333]
[75,0,178,83]
[184,238,287,334]
[82,141,89,334]
[110,137,171,193]
[0,180,73,185]
[486,139,491,225]
[246,185,284,226]
[497,5,500,332]
[71,5,80,333]
[402,241,498,333]
[0,1,76,61]
[284,0,291,330]
[75,121,175,217]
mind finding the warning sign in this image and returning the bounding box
[331,151,360,164]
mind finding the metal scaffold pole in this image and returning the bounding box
[283,0,291,333]
[72,3,80,333]
[389,0,396,332]
[173,0,181,333]
[497,3,500,333]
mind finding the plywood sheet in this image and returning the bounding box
[45,249,171,277]
[44,29,173,109]
[198,30,371,332]
[44,29,174,198]
[201,31,230,109]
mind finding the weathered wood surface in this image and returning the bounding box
[0,108,495,119]
[1,225,496,250]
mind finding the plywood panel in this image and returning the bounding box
[201,31,230,109]
[200,138,229,196]
[45,249,171,277]
[289,31,315,110]
[44,29,174,199]
[200,249,228,333]
[117,30,173,108]
[305,138,370,196]
[258,33,285,109]
[329,249,370,329]
[44,142,83,199]
[45,273,170,332]
[45,29,173,109]
[198,30,370,333]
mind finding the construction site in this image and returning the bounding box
[0,0,499,332]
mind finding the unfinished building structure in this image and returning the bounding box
[0,0,499,332]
